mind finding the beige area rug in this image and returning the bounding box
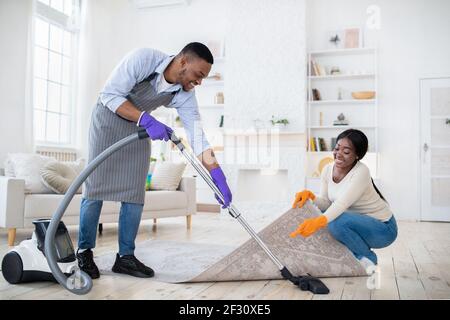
[96,203,366,283]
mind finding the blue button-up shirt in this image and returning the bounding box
[99,48,210,156]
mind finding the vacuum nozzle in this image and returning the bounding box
[296,275,330,294]
[280,267,329,295]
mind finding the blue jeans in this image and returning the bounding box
[78,198,144,256]
[327,212,398,265]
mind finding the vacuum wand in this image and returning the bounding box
[44,129,328,295]
[168,131,329,294]
[171,136,284,269]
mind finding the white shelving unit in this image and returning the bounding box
[171,57,226,207]
[191,56,226,206]
[309,73,375,80]
[162,57,226,158]
[201,80,225,87]
[198,104,225,109]
[309,125,376,129]
[196,56,226,153]
[309,47,376,56]
[310,99,376,105]
[306,47,379,192]
[145,56,226,209]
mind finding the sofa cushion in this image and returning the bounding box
[24,190,188,219]
[150,162,186,191]
[144,190,188,211]
[6,153,54,194]
[24,194,84,219]
[40,159,85,194]
[23,194,121,219]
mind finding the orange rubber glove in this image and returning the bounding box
[292,190,316,209]
[290,215,328,238]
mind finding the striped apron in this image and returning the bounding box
[84,73,177,204]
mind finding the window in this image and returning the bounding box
[33,0,79,145]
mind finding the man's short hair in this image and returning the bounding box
[180,42,214,64]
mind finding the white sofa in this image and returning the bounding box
[0,169,196,246]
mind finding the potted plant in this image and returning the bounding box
[146,157,158,190]
[175,116,182,127]
[270,116,289,130]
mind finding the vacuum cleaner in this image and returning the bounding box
[2,219,78,284]
[40,129,329,295]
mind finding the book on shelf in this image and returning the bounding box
[310,60,316,76]
[315,137,321,151]
[309,137,328,152]
[310,60,326,76]
[330,137,337,150]
[319,137,327,151]
[310,60,320,76]
[309,137,316,151]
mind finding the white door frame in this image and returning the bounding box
[419,77,450,221]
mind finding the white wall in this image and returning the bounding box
[78,0,307,152]
[77,0,229,158]
[0,0,33,166]
[222,0,307,215]
[5,0,447,221]
[306,0,450,220]
[77,0,307,212]
[226,0,306,131]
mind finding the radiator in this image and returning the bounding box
[36,147,78,162]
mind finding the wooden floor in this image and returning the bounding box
[1,213,450,300]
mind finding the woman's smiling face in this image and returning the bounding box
[333,137,358,169]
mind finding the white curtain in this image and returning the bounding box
[75,0,101,159]
[0,0,34,167]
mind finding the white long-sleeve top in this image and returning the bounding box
[99,48,210,156]
[314,162,393,223]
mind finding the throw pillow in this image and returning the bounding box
[64,158,86,176]
[70,158,86,193]
[149,162,187,191]
[3,157,15,177]
[7,153,54,193]
[40,161,82,194]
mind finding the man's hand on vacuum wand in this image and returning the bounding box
[116,100,173,141]
[138,112,173,141]
[200,149,232,208]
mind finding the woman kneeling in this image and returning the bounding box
[291,129,397,272]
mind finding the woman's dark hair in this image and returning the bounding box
[336,129,386,202]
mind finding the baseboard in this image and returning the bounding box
[197,203,220,213]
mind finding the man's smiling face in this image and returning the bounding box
[177,55,212,92]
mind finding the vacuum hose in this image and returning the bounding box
[45,129,329,295]
[44,130,149,295]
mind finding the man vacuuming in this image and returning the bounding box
[77,43,232,279]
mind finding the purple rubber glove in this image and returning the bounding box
[138,112,173,141]
[210,167,232,208]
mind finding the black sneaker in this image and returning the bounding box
[76,248,100,279]
[112,254,154,278]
